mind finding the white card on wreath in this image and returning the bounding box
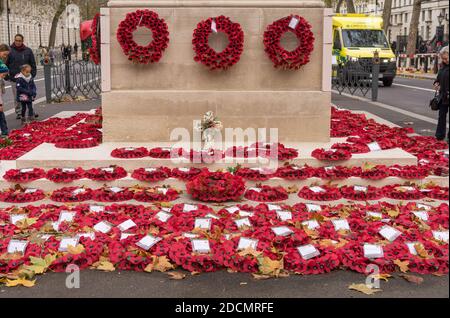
[379,225,402,242]
[90,205,105,213]
[226,206,240,214]
[368,142,382,152]
[58,211,76,223]
[155,211,172,223]
[124,147,136,151]
[76,232,96,240]
[237,237,258,251]
[178,167,190,172]
[248,187,262,193]
[306,204,321,212]
[24,188,38,194]
[183,232,199,239]
[433,230,449,243]
[267,204,282,211]
[191,239,211,253]
[364,244,384,259]
[59,237,80,252]
[157,188,169,195]
[20,168,34,173]
[145,168,157,172]
[211,20,218,33]
[276,211,293,221]
[239,211,254,218]
[366,211,383,219]
[136,235,161,251]
[62,168,76,173]
[297,244,320,260]
[7,240,28,254]
[416,203,431,211]
[205,213,220,220]
[405,242,418,255]
[302,219,320,230]
[117,219,137,232]
[235,218,252,228]
[309,186,325,193]
[93,221,113,234]
[288,17,300,29]
[332,219,350,231]
[120,233,135,241]
[324,166,335,172]
[38,234,53,241]
[354,185,368,192]
[72,188,86,195]
[272,226,293,237]
[109,187,124,193]
[398,186,415,192]
[183,204,198,212]
[102,167,114,173]
[194,218,212,230]
[413,211,429,222]
[10,214,26,225]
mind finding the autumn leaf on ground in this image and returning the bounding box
[167,271,186,280]
[372,273,392,282]
[153,256,174,272]
[238,248,262,258]
[286,185,299,194]
[258,257,283,277]
[387,207,400,218]
[362,162,377,171]
[394,259,410,273]
[96,261,116,272]
[348,283,382,295]
[252,274,271,280]
[23,254,56,274]
[67,244,85,255]
[400,274,424,284]
[5,278,36,288]
[159,202,173,208]
[414,243,431,259]
[15,218,38,229]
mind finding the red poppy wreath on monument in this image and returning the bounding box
[89,13,101,65]
[186,171,246,202]
[117,9,170,64]
[263,15,315,70]
[192,15,244,70]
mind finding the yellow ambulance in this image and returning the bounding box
[332,14,397,86]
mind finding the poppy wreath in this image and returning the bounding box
[421,186,449,201]
[399,240,449,275]
[388,165,430,179]
[313,166,354,180]
[184,149,225,163]
[0,239,42,273]
[148,147,184,159]
[311,148,352,161]
[298,185,343,201]
[234,167,275,181]
[331,142,370,154]
[259,145,299,161]
[186,171,246,202]
[284,245,341,275]
[3,168,46,183]
[85,166,127,181]
[133,187,179,202]
[225,146,258,158]
[192,15,244,70]
[84,114,103,128]
[91,187,134,202]
[168,238,222,272]
[116,9,170,64]
[171,167,205,181]
[263,15,314,70]
[276,164,315,180]
[0,188,46,203]
[131,167,172,182]
[250,225,310,250]
[54,136,100,149]
[50,187,93,203]
[46,167,86,183]
[244,185,289,202]
[356,165,390,180]
[111,147,149,159]
[382,185,424,200]
[89,13,101,65]
[340,185,384,201]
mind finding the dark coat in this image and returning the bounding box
[436,63,449,106]
[15,75,37,102]
[5,44,37,81]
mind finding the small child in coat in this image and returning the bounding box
[15,64,37,125]
[0,62,9,136]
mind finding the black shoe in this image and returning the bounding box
[34,113,39,118]
[16,114,21,120]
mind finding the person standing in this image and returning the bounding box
[5,34,38,120]
[15,64,36,125]
[434,46,449,142]
[74,42,79,60]
[0,60,9,137]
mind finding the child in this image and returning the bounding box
[0,61,9,136]
[15,64,37,125]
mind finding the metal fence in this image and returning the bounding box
[43,57,101,103]
[332,55,380,101]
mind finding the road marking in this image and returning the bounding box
[333,90,449,129]
[4,97,46,116]
[392,83,435,92]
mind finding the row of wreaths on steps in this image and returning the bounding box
[90,10,315,71]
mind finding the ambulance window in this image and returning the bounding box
[333,30,342,50]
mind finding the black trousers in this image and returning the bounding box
[435,102,449,140]
[21,101,34,118]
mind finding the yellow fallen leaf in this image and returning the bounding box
[394,259,410,273]
[144,262,155,273]
[286,185,299,194]
[252,274,271,280]
[387,208,400,218]
[96,261,116,272]
[167,271,186,280]
[258,257,283,277]
[348,283,382,295]
[372,273,392,282]
[400,274,423,284]
[5,278,36,288]
[414,243,431,259]
[67,244,85,255]
[362,162,377,171]
[153,256,174,272]
[238,248,262,258]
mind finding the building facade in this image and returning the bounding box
[0,0,80,49]
[341,0,449,49]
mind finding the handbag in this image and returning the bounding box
[429,91,441,111]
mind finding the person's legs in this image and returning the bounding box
[20,102,27,124]
[435,104,449,140]
[27,102,34,119]
[10,83,21,119]
[0,112,8,136]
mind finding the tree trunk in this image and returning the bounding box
[382,0,393,33]
[48,0,68,48]
[336,0,344,13]
[406,0,422,56]
[0,0,4,15]
[346,0,356,13]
